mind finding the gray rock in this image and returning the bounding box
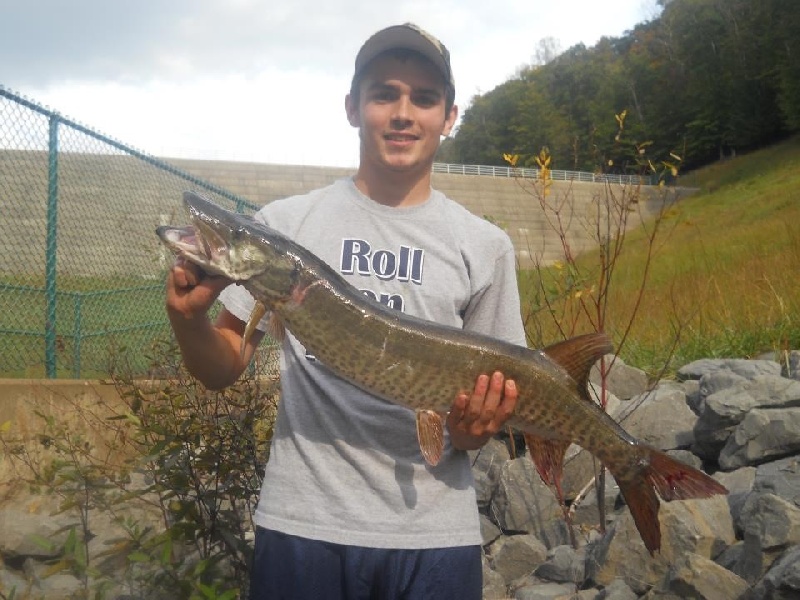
[754,456,800,505]
[678,359,782,381]
[666,449,703,470]
[741,493,800,551]
[596,577,638,599]
[715,540,746,574]
[491,457,568,547]
[481,513,503,546]
[719,408,800,470]
[750,544,800,600]
[659,496,735,559]
[513,581,576,599]
[488,534,548,584]
[735,493,800,584]
[782,351,800,381]
[653,553,750,600]
[689,370,749,413]
[617,385,697,450]
[470,437,510,509]
[482,553,509,600]
[590,354,650,401]
[693,375,800,460]
[714,467,756,534]
[572,476,621,532]
[586,495,734,594]
[533,544,585,584]
[0,508,72,558]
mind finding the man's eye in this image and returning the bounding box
[413,94,440,107]
[371,90,396,102]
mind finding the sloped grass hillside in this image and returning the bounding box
[523,135,800,377]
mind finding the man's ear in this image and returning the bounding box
[442,104,459,137]
[345,93,360,128]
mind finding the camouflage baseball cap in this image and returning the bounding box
[354,23,455,92]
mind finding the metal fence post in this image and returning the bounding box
[45,114,60,378]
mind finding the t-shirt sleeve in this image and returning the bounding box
[461,237,527,348]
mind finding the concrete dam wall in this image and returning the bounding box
[0,152,684,282]
[166,158,682,268]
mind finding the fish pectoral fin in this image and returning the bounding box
[416,409,445,467]
[240,301,268,357]
[524,434,571,502]
[268,312,286,343]
[541,333,614,397]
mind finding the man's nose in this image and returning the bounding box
[391,95,413,125]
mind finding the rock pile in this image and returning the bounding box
[477,353,800,599]
[1,353,799,599]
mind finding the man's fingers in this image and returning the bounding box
[495,379,517,423]
[465,373,490,419]
[448,393,469,424]
[477,372,505,422]
[172,258,205,289]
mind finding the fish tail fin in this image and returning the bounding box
[644,448,729,501]
[616,447,729,555]
[617,473,662,555]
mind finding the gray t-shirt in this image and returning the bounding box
[219,178,526,549]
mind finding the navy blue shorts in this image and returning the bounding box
[249,527,482,600]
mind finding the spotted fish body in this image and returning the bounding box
[158,191,727,554]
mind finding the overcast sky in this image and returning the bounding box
[1,0,660,167]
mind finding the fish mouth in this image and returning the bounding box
[156,214,234,278]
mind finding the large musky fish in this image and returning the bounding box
[157,191,727,554]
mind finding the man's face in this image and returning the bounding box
[346,53,458,176]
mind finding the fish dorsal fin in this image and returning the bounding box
[542,333,613,394]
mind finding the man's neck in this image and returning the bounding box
[353,165,433,207]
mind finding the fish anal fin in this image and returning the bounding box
[524,434,570,502]
[542,333,613,394]
[240,301,268,356]
[416,409,445,466]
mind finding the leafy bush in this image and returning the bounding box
[1,338,279,599]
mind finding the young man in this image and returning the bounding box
[166,23,527,599]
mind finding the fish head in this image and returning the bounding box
[157,191,298,291]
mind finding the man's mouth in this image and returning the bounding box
[384,133,418,142]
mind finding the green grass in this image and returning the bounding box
[0,279,171,378]
[520,135,800,377]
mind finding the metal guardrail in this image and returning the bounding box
[432,162,655,186]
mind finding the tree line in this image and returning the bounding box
[440,0,800,174]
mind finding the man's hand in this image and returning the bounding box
[166,257,231,322]
[446,372,517,451]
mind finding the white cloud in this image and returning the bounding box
[1,0,660,167]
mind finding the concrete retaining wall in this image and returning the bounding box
[167,158,686,267]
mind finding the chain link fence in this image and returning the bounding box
[0,86,263,379]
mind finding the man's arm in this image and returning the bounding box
[166,258,264,390]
